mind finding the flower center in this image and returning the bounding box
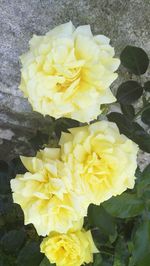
[83,152,113,188]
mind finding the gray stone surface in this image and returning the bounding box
[0,0,150,164]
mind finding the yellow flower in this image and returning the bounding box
[20,21,120,122]
[40,229,98,266]
[10,148,86,236]
[60,121,138,205]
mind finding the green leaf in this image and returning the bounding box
[107,112,133,136]
[0,229,26,254]
[116,81,143,104]
[40,256,54,266]
[103,193,144,218]
[17,241,43,266]
[55,118,79,138]
[25,224,40,242]
[0,249,16,266]
[137,164,150,196]
[29,130,49,151]
[120,45,149,75]
[93,253,103,266]
[141,105,150,125]
[132,122,150,153]
[88,205,116,237]
[144,81,150,92]
[9,157,26,179]
[1,202,24,228]
[91,228,110,250]
[0,216,5,228]
[107,112,150,153]
[142,164,150,182]
[131,221,150,266]
[121,104,135,120]
[113,236,130,266]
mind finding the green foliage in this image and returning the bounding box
[144,81,150,92]
[116,81,143,104]
[108,45,150,152]
[17,241,43,266]
[120,104,135,120]
[92,253,103,266]
[108,45,150,155]
[120,45,149,75]
[54,118,79,138]
[40,257,55,266]
[136,164,150,197]
[30,130,50,151]
[129,221,150,266]
[88,205,117,241]
[107,112,150,153]
[102,193,144,218]
[141,104,150,125]
[0,229,26,254]
[113,236,129,266]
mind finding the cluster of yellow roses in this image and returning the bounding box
[11,22,138,266]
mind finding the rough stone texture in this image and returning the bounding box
[0,0,150,164]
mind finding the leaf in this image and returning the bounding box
[121,104,135,120]
[88,205,117,241]
[0,201,13,217]
[55,118,79,138]
[4,203,24,227]
[141,105,150,125]
[0,249,16,266]
[113,236,130,266]
[142,163,150,183]
[93,253,103,266]
[144,81,150,92]
[107,112,150,153]
[9,157,26,179]
[132,122,150,153]
[137,164,150,196]
[116,81,143,104]
[131,221,150,266]
[40,256,54,266]
[0,229,26,254]
[91,228,109,249]
[29,130,49,151]
[17,241,43,266]
[107,112,133,136]
[25,224,40,242]
[103,193,144,218]
[120,45,149,75]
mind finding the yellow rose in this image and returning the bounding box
[20,21,120,122]
[40,229,98,266]
[10,148,86,236]
[60,121,138,205]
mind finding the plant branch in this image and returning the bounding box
[134,104,150,120]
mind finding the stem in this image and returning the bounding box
[142,93,147,106]
[138,74,142,85]
[134,104,150,120]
